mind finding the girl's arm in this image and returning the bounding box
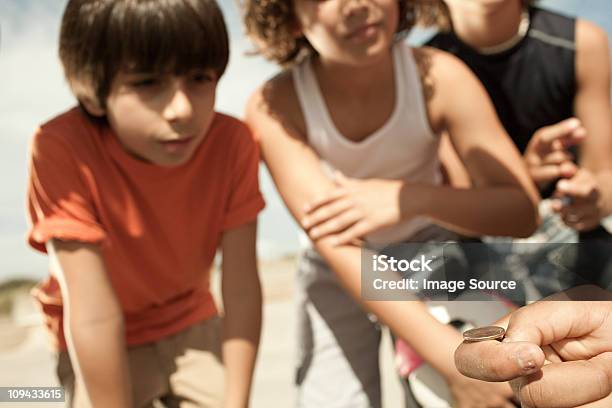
[221,221,262,408]
[245,76,513,401]
[49,240,132,408]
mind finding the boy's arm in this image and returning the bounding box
[48,240,132,408]
[421,48,540,237]
[220,221,262,408]
[556,19,612,230]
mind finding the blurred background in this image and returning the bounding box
[1,0,611,282]
[0,1,610,406]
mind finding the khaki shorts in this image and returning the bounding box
[57,317,225,408]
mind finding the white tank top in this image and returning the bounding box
[293,41,443,245]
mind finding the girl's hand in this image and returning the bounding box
[300,172,408,245]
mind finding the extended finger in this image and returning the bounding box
[455,340,544,382]
[504,301,607,353]
[538,118,583,146]
[303,187,348,214]
[531,165,570,185]
[302,198,353,229]
[332,220,373,246]
[309,209,360,240]
[541,150,574,165]
[513,354,612,408]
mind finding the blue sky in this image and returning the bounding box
[0,0,610,281]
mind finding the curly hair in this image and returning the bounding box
[242,0,448,66]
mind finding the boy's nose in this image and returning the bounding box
[163,86,193,123]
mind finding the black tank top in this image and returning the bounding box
[427,7,576,154]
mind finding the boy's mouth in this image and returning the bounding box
[159,136,195,153]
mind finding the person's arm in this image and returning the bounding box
[245,76,514,407]
[552,20,612,231]
[48,240,132,408]
[220,221,262,408]
[421,48,540,237]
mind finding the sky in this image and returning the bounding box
[0,0,610,281]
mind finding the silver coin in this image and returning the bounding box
[462,326,506,342]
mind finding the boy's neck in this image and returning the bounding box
[447,0,525,50]
[313,50,395,100]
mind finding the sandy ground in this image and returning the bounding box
[0,258,404,407]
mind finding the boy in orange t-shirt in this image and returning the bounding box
[26,1,264,407]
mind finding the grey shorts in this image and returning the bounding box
[295,250,382,408]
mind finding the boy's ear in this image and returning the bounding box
[80,96,106,117]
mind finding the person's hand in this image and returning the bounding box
[455,286,612,408]
[524,118,586,189]
[301,172,408,245]
[446,370,517,408]
[551,168,606,231]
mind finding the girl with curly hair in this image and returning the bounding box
[243,1,540,406]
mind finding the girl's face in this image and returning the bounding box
[294,0,399,66]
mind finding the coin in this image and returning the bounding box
[462,326,505,342]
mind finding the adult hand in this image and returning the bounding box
[455,286,612,408]
[524,118,585,189]
[301,172,408,245]
[551,168,606,231]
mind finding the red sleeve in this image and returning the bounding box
[27,127,106,252]
[222,124,266,231]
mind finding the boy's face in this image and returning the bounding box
[104,69,218,167]
[294,0,398,66]
[443,0,517,14]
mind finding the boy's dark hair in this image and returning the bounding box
[60,0,229,110]
[244,0,442,66]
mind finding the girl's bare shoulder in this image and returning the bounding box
[246,69,307,141]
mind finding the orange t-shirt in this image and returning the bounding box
[27,108,265,351]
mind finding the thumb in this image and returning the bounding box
[455,340,544,382]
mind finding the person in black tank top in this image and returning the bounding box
[425,0,612,292]
[428,7,576,156]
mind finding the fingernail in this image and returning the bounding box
[310,228,318,238]
[516,348,538,373]
[567,118,580,129]
[557,180,569,190]
[302,217,309,227]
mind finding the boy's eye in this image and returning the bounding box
[190,71,215,83]
[129,77,161,88]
